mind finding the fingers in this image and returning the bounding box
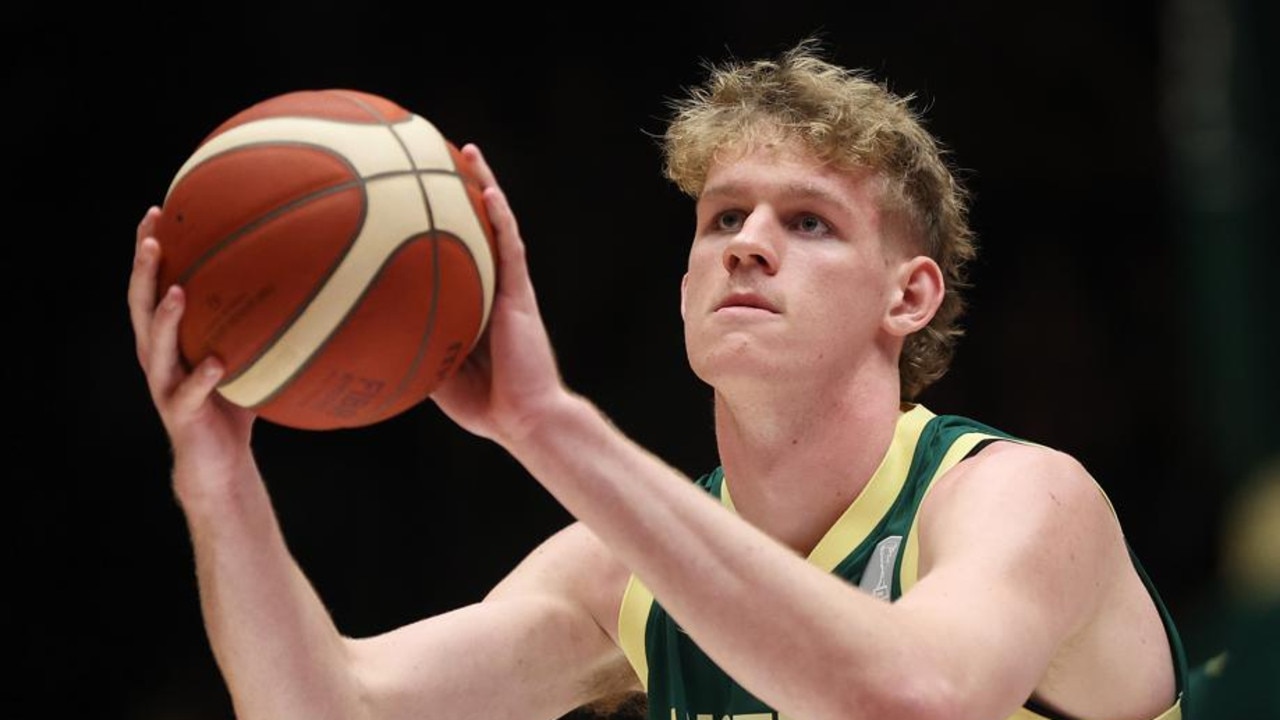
[459,145,535,300]
[172,356,226,417]
[129,207,164,367]
[148,285,226,416]
[131,206,216,407]
[131,205,238,433]
[463,143,525,246]
[136,205,161,248]
[145,284,189,397]
[151,285,185,368]
[461,143,497,189]
[484,184,539,306]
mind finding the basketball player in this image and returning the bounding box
[129,39,1190,720]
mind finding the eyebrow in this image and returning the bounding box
[699,180,852,211]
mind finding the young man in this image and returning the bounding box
[129,40,1189,720]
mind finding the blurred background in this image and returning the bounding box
[8,0,1277,717]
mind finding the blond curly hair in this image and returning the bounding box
[662,39,977,400]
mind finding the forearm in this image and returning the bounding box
[176,456,364,720]
[505,395,920,720]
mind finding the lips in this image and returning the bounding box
[716,291,779,313]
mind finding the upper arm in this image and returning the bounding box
[894,441,1122,719]
[345,522,636,720]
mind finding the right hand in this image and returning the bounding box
[428,144,576,448]
[129,206,257,493]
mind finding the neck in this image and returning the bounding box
[711,369,905,555]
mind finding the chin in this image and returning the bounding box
[687,342,785,386]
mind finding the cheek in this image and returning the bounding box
[803,267,884,328]
[683,249,720,301]
[687,240,718,270]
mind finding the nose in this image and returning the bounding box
[722,209,780,275]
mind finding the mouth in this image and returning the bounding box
[716,292,779,313]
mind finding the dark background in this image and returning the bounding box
[10,1,1278,718]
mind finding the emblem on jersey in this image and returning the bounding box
[858,535,902,600]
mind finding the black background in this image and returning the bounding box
[9,2,1278,718]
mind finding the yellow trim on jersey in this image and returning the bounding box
[618,574,656,691]
[621,404,935,690]
[806,404,934,572]
[727,404,936,571]
[720,404,934,573]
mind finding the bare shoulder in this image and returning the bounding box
[916,438,1129,626]
[925,439,1120,537]
[953,439,1098,487]
[913,439,1178,717]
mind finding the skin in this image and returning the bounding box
[130,141,1176,720]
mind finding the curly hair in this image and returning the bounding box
[662,39,977,400]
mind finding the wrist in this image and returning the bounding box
[499,389,596,456]
[170,446,262,520]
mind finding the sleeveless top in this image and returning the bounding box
[616,404,1188,720]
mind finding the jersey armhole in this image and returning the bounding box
[897,434,1015,593]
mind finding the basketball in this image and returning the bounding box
[154,89,496,431]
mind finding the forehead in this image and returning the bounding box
[700,140,883,208]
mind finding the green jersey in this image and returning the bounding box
[616,404,1188,720]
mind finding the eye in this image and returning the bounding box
[715,209,746,233]
[793,213,832,237]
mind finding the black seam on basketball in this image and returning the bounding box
[249,232,441,423]
[372,235,440,419]
[211,174,370,389]
[367,113,446,416]
[332,89,390,123]
[174,140,365,287]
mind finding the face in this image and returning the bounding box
[680,142,916,389]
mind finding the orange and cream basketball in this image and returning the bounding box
[155,89,496,431]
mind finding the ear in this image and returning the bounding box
[680,272,690,321]
[884,256,944,337]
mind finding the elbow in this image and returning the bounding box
[891,676,965,720]
[826,673,963,720]
[345,637,384,720]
